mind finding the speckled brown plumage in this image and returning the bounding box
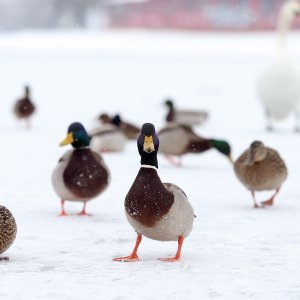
[125,168,174,227]
[0,206,17,257]
[63,148,109,198]
[234,144,288,191]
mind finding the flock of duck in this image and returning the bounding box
[0,0,299,263]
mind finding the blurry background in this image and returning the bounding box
[0,0,299,31]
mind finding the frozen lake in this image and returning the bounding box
[0,30,300,299]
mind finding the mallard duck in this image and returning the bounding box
[0,205,17,261]
[99,113,140,140]
[234,141,288,208]
[52,122,110,216]
[164,99,208,126]
[158,123,232,166]
[13,86,36,128]
[89,118,127,152]
[113,123,194,262]
[257,0,300,131]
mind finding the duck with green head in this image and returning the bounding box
[113,123,194,262]
[164,99,208,126]
[158,124,232,166]
[52,122,110,216]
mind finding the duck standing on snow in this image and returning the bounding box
[164,99,208,126]
[0,205,17,261]
[89,115,127,152]
[113,123,194,262]
[158,123,232,166]
[13,86,36,128]
[257,0,300,131]
[234,141,288,208]
[99,113,140,140]
[52,122,110,216]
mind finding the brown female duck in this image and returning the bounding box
[234,141,288,208]
[0,205,17,261]
[99,113,140,140]
[113,123,194,262]
[52,122,110,216]
[158,123,232,166]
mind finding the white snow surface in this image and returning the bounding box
[0,30,300,300]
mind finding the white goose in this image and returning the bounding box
[257,0,300,131]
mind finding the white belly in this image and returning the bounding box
[125,185,194,241]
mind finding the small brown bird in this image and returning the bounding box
[0,205,17,261]
[13,86,36,128]
[234,141,288,208]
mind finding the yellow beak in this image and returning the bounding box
[143,135,155,153]
[59,132,74,146]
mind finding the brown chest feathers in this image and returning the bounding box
[63,149,109,198]
[14,98,35,118]
[0,206,17,255]
[125,168,174,227]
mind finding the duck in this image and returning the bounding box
[89,117,127,153]
[257,0,300,131]
[13,85,36,129]
[234,141,288,208]
[0,205,17,261]
[52,122,110,216]
[113,123,195,262]
[98,113,140,140]
[164,99,208,126]
[158,123,232,166]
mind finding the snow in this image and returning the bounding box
[0,30,300,299]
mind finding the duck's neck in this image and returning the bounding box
[139,151,158,168]
[277,6,294,57]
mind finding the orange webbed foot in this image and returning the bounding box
[76,211,93,217]
[158,257,180,262]
[113,254,139,262]
[261,198,274,207]
[58,211,69,217]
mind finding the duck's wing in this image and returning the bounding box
[163,182,187,198]
[175,110,208,125]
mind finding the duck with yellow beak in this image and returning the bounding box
[52,122,110,216]
[113,123,194,262]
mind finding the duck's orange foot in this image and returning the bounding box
[113,254,139,262]
[0,257,9,261]
[58,211,69,217]
[261,198,274,207]
[158,257,180,262]
[76,211,93,217]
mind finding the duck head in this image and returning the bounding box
[137,123,159,168]
[164,99,174,110]
[211,139,233,164]
[59,122,90,149]
[245,141,267,166]
[112,114,122,127]
[278,0,300,46]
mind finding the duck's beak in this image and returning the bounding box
[143,135,155,153]
[59,132,74,146]
[228,154,234,165]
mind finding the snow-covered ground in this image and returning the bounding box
[0,30,300,300]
